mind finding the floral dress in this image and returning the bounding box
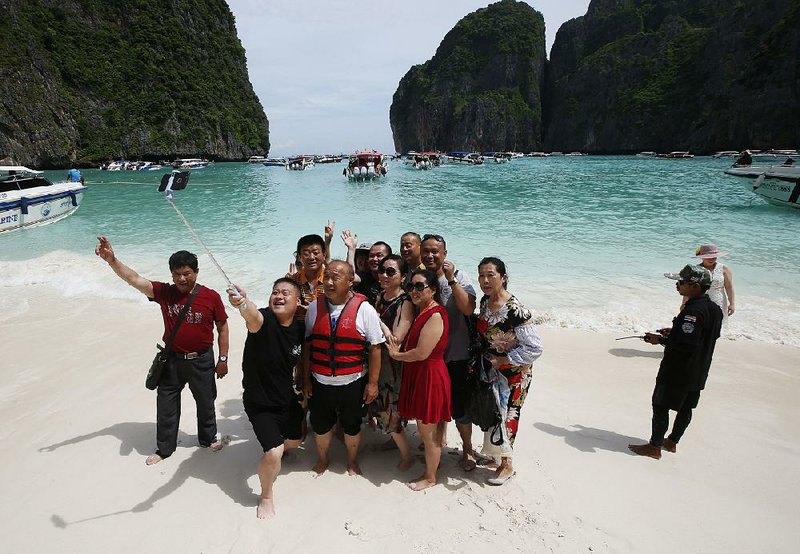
[476,294,543,448]
[372,292,409,433]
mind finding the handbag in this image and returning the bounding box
[465,354,502,432]
[145,285,200,390]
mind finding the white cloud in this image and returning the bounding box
[227,0,591,154]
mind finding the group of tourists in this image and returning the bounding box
[94,230,730,520]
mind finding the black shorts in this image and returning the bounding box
[652,384,702,411]
[447,359,471,424]
[244,399,305,452]
[309,376,367,436]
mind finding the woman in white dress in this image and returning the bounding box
[680,244,735,320]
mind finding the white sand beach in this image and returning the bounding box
[2,291,799,553]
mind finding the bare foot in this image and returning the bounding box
[257,497,276,519]
[397,457,414,472]
[663,438,677,453]
[145,453,163,465]
[407,477,436,491]
[628,443,662,459]
[313,458,329,478]
[347,462,362,476]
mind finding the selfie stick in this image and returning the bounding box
[615,335,646,340]
[159,171,244,307]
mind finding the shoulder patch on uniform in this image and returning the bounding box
[683,315,697,322]
[681,322,695,333]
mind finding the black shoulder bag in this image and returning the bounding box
[146,285,200,390]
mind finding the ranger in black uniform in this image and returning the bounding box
[629,264,723,460]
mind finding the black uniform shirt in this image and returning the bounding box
[657,295,723,391]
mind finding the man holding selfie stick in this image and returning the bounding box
[95,236,229,465]
[629,264,723,459]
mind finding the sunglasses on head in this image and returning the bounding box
[422,234,444,243]
[378,266,398,277]
[405,282,429,292]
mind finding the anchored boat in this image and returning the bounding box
[344,152,387,180]
[0,166,87,233]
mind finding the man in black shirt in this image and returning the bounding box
[228,278,304,518]
[355,241,391,305]
[629,265,723,460]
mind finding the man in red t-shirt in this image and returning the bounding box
[96,236,229,465]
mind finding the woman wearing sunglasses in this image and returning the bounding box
[475,257,543,485]
[373,255,415,470]
[387,269,451,491]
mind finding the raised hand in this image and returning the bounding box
[341,229,358,250]
[95,236,115,263]
[324,219,336,243]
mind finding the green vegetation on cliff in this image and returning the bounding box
[545,0,799,152]
[390,0,546,153]
[0,0,268,167]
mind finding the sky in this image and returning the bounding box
[226,0,592,155]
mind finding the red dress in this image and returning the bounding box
[398,305,451,424]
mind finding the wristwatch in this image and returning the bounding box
[448,279,458,287]
[218,355,228,363]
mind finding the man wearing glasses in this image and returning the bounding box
[420,234,479,470]
[629,264,723,459]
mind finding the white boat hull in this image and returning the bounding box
[745,174,800,208]
[725,165,800,179]
[0,183,86,232]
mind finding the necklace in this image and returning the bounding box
[418,300,437,317]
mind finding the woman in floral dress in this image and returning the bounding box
[374,255,415,470]
[476,257,543,485]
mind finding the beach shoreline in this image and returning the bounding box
[2,291,798,552]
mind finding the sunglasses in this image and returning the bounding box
[405,282,430,292]
[676,279,695,286]
[378,266,398,277]
[422,234,444,243]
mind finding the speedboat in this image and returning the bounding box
[724,164,800,208]
[172,158,209,170]
[344,152,387,180]
[724,164,800,179]
[444,152,484,165]
[248,156,268,164]
[656,151,694,159]
[405,152,441,170]
[262,157,288,167]
[0,166,86,233]
[286,156,315,170]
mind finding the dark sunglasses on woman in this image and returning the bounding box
[378,266,398,277]
[405,282,429,292]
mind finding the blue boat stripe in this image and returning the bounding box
[0,189,83,210]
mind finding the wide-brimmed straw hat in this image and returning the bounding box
[693,244,727,259]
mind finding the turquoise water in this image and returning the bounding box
[1,157,799,345]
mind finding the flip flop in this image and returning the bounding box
[486,471,516,486]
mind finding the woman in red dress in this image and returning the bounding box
[387,269,450,491]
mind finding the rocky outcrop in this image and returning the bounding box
[544,0,800,153]
[0,0,269,168]
[390,0,546,153]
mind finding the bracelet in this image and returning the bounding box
[448,279,457,287]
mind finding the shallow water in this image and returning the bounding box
[1,157,798,345]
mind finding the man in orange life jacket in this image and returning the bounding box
[302,260,384,477]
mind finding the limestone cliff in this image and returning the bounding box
[0,0,269,167]
[544,0,800,153]
[390,0,546,153]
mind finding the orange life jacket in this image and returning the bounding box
[309,293,368,376]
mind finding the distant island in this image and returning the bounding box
[391,0,799,154]
[0,0,268,168]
